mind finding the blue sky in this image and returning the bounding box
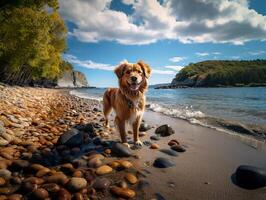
[59,0,266,87]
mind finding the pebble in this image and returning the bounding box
[36,168,51,177]
[153,157,175,168]
[11,160,29,170]
[7,194,23,200]
[0,169,11,180]
[168,139,180,146]
[120,160,133,169]
[46,173,69,185]
[139,132,146,137]
[0,177,6,186]
[67,177,87,192]
[171,145,186,152]
[42,183,60,193]
[92,178,111,190]
[32,188,49,200]
[57,128,83,147]
[57,188,71,200]
[110,186,136,199]
[87,157,102,168]
[125,173,138,184]
[108,161,121,169]
[150,143,159,149]
[150,135,160,141]
[117,180,128,189]
[22,181,38,192]
[96,165,113,175]
[111,142,132,157]
[139,123,152,132]
[155,124,174,137]
[160,149,178,157]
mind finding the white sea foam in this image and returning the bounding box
[70,90,103,102]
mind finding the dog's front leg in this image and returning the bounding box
[133,116,142,146]
[115,117,129,147]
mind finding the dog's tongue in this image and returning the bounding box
[130,84,139,91]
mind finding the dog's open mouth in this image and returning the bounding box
[127,81,140,91]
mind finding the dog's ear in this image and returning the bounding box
[114,63,126,78]
[137,61,152,78]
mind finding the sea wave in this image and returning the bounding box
[70,90,103,102]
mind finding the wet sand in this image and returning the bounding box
[129,111,266,200]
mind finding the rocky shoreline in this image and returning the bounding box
[0,85,185,200]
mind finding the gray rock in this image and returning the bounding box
[235,165,266,189]
[92,178,111,190]
[171,145,186,152]
[155,124,174,137]
[153,157,175,168]
[111,142,132,157]
[57,128,83,147]
[159,149,178,157]
[139,123,152,132]
[150,135,160,141]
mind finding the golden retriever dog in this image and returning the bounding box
[103,61,151,147]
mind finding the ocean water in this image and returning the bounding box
[71,87,266,139]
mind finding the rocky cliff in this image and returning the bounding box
[57,70,88,88]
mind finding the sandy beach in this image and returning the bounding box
[0,85,266,200]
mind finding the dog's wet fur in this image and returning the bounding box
[103,61,152,147]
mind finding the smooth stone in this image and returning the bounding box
[171,145,186,152]
[57,128,83,147]
[57,188,71,200]
[150,135,160,141]
[0,177,6,186]
[125,173,138,184]
[67,177,87,192]
[96,165,113,175]
[73,170,83,178]
[120,160,133,169]
[150,144,159,149]
[110,186,136,199]
[87,157,102,168]
[235,165,266,188]
[143,141,152,146]
[46,174,69,185]
[42,183,60,193]
[0,186,19,195]
[0,138,9,146]
[160,149,178,157]
[108,161,121,169]
[139,132,146,137]
[23,177,44,184]
[117,180,128,189]
[22,182,38,192]
[155,125,174,137]
[11,160,30,170]
[36,168,51,177]
[0,169,11,180]
[168,139,180,146]
[111,143,132,157]
[92,178,111,190]
[32,188,49,200]
[139,123,152,132]
[153,157,175,168]
[7,194,23,200]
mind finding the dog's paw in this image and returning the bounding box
[122,142,130,148]
[134,140,143,146]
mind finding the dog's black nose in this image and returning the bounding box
[131,76,137,82]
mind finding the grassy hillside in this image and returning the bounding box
[171,60,266,87]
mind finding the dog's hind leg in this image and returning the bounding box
[103,92,112,127]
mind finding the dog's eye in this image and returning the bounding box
[138,70,142,74]
[126,71,130,74]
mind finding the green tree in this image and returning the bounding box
[0,0,67,85]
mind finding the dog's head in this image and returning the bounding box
[115,61,151,94]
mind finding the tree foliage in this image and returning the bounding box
[0,0,68,85]
[173,60,266,87]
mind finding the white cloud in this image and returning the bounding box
[64,54,115,71]
[169,56,185,62]
[196,52,210,56]
[64,54,176,75]
[248,50,266,55]
[213,52,221,55]
[164,65,184,71]
[59,0,266,45]
[231,56,241,59]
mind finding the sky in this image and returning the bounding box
[58,0,266,87]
